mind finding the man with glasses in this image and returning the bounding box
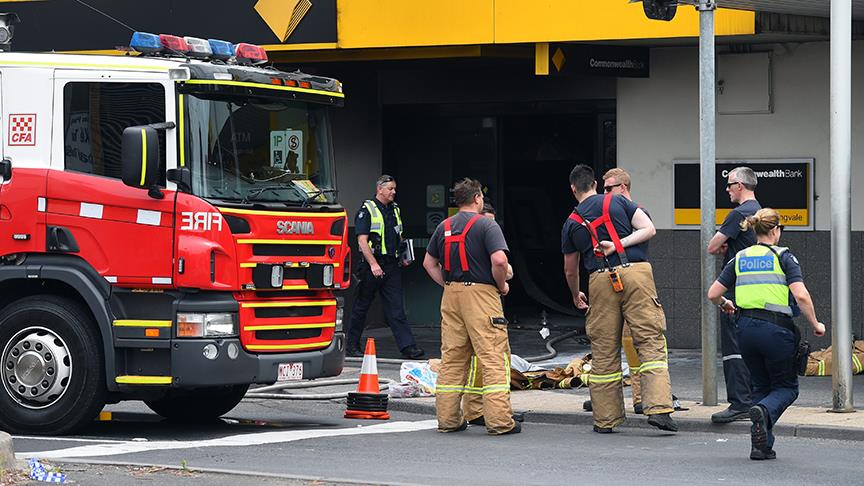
[423,179,520,435]
[706,166,761,423]
[562,164,676,434]
[347,174,424,359]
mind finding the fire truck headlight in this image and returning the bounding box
[203,313,237,337]
[177,312,237,338]
[335,301,344,332]
[322,264,334,287]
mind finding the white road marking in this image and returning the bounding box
[18,420,438,459]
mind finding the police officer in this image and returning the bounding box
[422,178,520,435]
[562,164,676,433]
[706,167,761,423]
[346,175,424,359]
[708,208,825,460]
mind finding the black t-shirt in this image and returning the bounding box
[426,211,509,285]
[355,198,401,257]
[560,194,648,272]
[717,244,804,313]
[719,199,761,263]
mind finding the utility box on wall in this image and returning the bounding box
[717,52,773,115]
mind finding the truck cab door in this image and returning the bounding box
[46,72,177,286]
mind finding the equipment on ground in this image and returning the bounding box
[0,30,351,434]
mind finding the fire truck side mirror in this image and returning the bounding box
[121,125,161,195]
[0,159,10,181]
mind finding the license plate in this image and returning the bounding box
[277,362,303,381]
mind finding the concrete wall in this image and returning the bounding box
[618,42,864,348]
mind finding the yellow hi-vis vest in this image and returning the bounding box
[363,199,402,255]
[734,244,792,316]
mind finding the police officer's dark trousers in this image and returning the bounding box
[347,258,416,351]
[721,306,753,411]
[737,316,798,449]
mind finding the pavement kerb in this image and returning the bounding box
[387,399,864,441]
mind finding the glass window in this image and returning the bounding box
[184,92,336,206]
[63,82,166,183]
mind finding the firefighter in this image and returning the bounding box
[462,201,523,427]
[346,175,424,359]
[422,179,520,435]
[562,164,676,433]
[708,208,825,460]
[706,167,761,423]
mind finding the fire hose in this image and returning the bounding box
[243,328,585,400]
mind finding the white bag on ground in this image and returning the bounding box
[400,361,438,395]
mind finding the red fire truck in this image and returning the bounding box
[0,33,350,434]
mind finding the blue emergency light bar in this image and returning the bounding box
[129,32,161,54]
[207,39,234,61]
[129,32,267,65]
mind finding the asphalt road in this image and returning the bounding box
[11,397,864,486]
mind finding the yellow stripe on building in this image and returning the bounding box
[336,1,754,49]
[675,208,809,226]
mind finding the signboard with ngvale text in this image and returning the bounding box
[673,159,813,230]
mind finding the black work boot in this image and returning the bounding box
[400,345,425,359]
[592,425,616,434]
[749,405,776,460]
[647,412,678,432]
[633,402,643,415]
[467,412,525,426]
[583,400,593,412]
[437,421,468,433]
[711,407,750,423]
[496,421,521,436]
[346,342,363,358]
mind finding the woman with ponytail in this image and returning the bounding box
[707,208,825,460]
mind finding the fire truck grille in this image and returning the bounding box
[255,328,323,341]
[252,244,326,257]
[254,307,322,318]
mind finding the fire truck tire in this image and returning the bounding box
[0,295,106,435]
[144,384,250,421]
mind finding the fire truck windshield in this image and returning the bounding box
[183,92,337,205]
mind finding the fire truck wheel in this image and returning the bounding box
[0,295,106,435]
[144,384,250,421]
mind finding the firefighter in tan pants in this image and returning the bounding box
[562,164,677,433]
[423,179,520,435]
[461,202,522,427]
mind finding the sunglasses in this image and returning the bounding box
[604,183,624,193]
[777,224,785,231]
[726,181,741,188]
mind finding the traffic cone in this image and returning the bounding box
[345,338,390,420]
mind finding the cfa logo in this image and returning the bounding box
[738,255,774,273]
[276,220,314,235]
[180,212,223,231]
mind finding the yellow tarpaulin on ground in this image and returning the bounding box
[805,341,864,376]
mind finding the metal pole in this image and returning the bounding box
[830,0,854,412]
[698,0,718,407]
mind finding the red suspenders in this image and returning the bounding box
[567,193,630,265]
[443,214,483,273]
